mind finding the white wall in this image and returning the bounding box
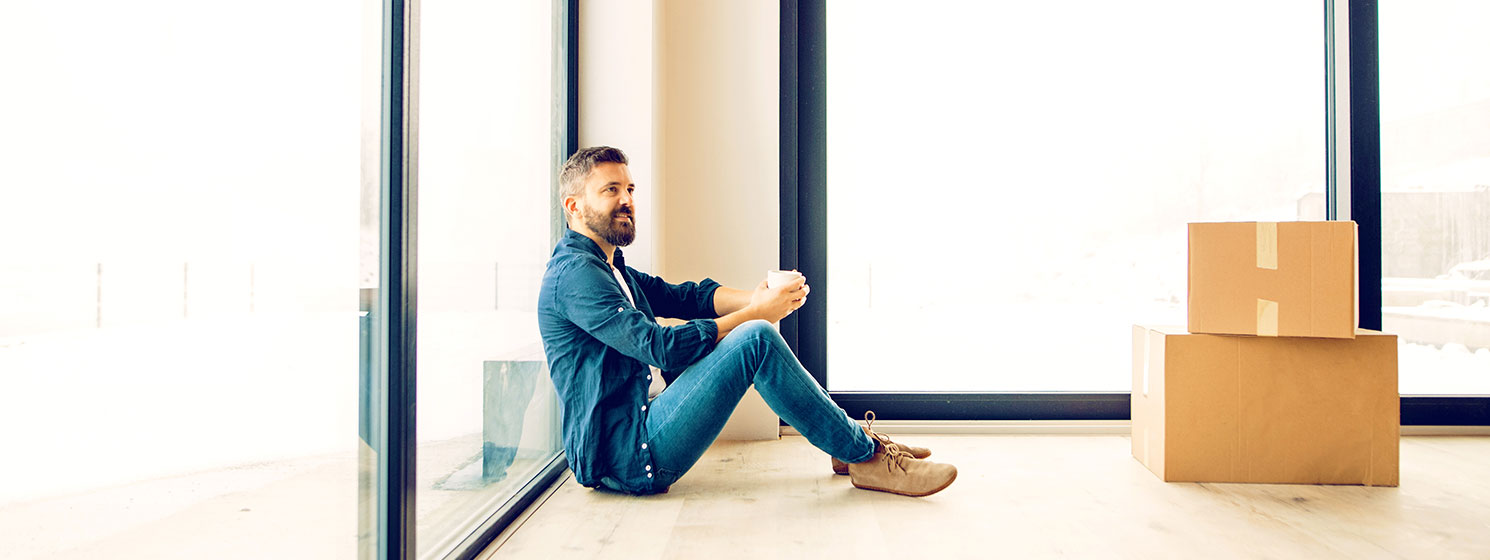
[577,0,662,273]
[579,0,778,285]
[579,0,781,440]
[656,2,780,287]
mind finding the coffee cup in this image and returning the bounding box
[766,269,804,289]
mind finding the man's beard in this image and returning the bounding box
[582,204,636,247]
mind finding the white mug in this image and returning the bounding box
[765,270,804,330]
[766,269,803,289]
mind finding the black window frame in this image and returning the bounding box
[780,0,1489,425]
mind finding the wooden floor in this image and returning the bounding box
[485,435,1490,559]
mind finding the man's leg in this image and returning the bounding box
[643,320,876,486]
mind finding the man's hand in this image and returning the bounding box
[713,274,810,341]
[748,276,808,323]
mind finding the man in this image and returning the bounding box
[537,146,957,497]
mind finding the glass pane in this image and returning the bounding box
[414,1,563,557]
[1381,0,1490,395]
[0,1,373,558]
[826,0,1324,391]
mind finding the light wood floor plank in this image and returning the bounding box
[490,435,1490,559]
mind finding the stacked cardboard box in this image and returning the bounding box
[1131,221,1399,486]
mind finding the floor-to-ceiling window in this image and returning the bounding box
[414,1,563,557]
[0,0,571,557]
[823,0,1324,393]
[1380,0,1490,397]
[787,0,1486,422]
[0,1,370,557]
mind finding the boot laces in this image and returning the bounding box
[863,410,898,450]
[882,441,914,474]
[865,410,914,474]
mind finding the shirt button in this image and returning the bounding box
[617,306,624,312]
[645,465,652,471]
[641,443,648,450]
[641,405,647,412]
[646,473,653,478]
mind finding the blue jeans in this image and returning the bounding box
[604,320,876,491]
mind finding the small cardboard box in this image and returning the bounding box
[1188,221,1357,339]
[1131,324,1398,486]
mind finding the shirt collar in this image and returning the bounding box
[559,227,626,269]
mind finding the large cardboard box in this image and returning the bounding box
[1130,324,1399,486]
[1189,221,1357,339]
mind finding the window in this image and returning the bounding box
[0,1,367,556]
[414,1,563,556]
[1380,0,1490,396]
[0,0,573,557]
[824,0,1324,392]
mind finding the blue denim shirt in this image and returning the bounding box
[537,228,721,493]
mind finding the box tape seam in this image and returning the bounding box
[1256,299,1279,336]
[1256,222,1278,270]
[1256,222,1279,337]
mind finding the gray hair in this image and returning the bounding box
[558,146,629,216]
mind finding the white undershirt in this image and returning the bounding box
[612,264,666,398]
[611,265,637,307]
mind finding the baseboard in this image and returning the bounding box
[782,420,1132,436]
[781,421,1490,437]
[1401,425,1490,436]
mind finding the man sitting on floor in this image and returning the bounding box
[537,146,957,497]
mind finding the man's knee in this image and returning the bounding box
[734,319,777,340]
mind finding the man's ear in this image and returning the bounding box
[562,194,580,221]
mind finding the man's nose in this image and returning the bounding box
[619,190,635,207]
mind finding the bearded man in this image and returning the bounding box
[537,146,957,497]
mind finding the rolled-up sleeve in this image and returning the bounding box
[628,268,722,320]
[556,261,718,371]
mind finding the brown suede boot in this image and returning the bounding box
[847,440,957,497]
[831,411,931,475]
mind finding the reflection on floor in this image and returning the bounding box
[0,436,545,560]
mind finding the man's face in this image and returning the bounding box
[573,162,636,247]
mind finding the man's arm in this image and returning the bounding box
[712,274,811,317]
[554,260,720,370]
[712,286,753,316]
[628,268,722,320]
[711,277,809,341]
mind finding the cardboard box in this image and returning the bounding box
[1130,324,1398,486]
[1189,221,1357,339]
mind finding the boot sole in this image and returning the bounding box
[850,470,957,497]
